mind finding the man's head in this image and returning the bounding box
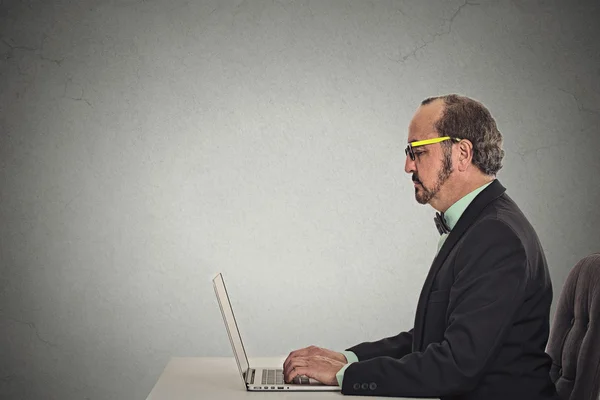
[404,94,504,211]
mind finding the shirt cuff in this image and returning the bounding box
[341,350,359,363]
[335,362,354,387]
[335,351,358,386]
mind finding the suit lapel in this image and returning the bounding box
[412,180,507,351]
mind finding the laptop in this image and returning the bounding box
[212,273,341,392]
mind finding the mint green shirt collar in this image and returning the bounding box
[437,180,494,252]
[443,180,494,230]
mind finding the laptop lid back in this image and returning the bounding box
[213,273,250,381]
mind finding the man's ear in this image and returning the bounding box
[457,139,473,172]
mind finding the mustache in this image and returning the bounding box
[412,175,421,184]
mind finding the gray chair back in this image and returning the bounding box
[547,253,600,400]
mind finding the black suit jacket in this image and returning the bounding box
[342,180,559,400]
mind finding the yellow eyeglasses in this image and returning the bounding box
[405,136,461,161]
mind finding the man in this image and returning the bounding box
[283,94,559,399]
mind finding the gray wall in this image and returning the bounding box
[1,0,599,399]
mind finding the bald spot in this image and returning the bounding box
[408,99,445,143]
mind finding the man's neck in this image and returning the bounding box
[433,175,495,213]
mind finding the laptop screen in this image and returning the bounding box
[213,273,250,380]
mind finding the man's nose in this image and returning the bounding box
[405,155,416,174]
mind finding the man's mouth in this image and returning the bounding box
[412,174,421,186]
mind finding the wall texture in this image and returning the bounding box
[1,0,599,399]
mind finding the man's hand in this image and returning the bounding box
[283,355,345,386]
[284,345,348,367]
[283,346,348,386]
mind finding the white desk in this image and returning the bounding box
[146,357,434,400]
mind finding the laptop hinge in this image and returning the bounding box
[245,368,255,385]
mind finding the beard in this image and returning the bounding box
[413,150,453,205]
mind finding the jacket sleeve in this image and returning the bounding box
[345,329,414,361]
[341,219,529,397]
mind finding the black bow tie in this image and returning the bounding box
[434,212,451,235]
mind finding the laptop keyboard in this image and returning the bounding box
[261,369,310,385]
[262,369,284,385]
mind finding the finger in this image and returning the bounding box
[284,358,302,382]
[285,366,304,383]
[283,347,310,370]
[290,366,310,383]
[283,359,296,381]
[283,353,296,372]
[284,358,308,382]
[284,365,297,383]
[283,349,303,370]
